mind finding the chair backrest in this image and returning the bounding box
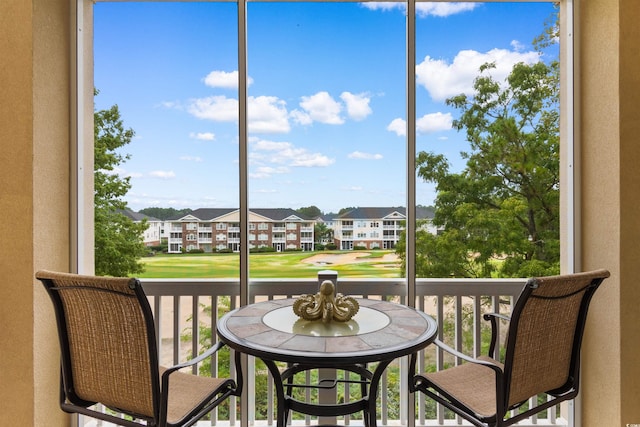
[502,269,609,408]
[36,270,161,420]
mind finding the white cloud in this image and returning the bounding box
[387,118,407,137]
[203,70,254,89]
[343,186,363,191]
[179,156,203,162]
[187,95,290,134]
[340,92,372,121]
[250,137,335,168]
[249,96,291,134]
[416,48,541,101]
[148,170,176,179]
[249,166,290,179]
[510,39,526,52]
[417,112,453,133]
[189,132,215,141]
[415,2,478,18]
[386,112,452,136]
[298,91,344,125]
[187,89,373,134]
[188,95,238,121]
[289,109,313,126]
[348,151,383,160]
[159,100,180,109]
[360,2,479,18]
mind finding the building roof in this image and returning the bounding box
[251,208,312,221]
[119,209,161,222]
[170,207,312,222]
[337,206,434,220]
[170,208,235,221]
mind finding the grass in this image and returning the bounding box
[138,250,401,278]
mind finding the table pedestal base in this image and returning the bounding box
[264,360,394,427]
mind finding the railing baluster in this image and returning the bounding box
[135,276,568,427]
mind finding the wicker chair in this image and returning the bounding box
[410,269,610,427]
[36,270,242,427]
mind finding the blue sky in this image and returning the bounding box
[94,1,556,214]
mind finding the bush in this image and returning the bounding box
[188,248,204,254]
[315,243,325,251]
[354,245,367,250]
[148,244,166,253]
[250,246,276,253]
[325,243,337,250]
[217,248,233,253]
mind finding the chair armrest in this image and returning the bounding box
[164,341,226,374]
[161,341,243,397]
[432,339,503,372]
[410,338,504,394]
[483,312,510,322]
[483,313,511,357]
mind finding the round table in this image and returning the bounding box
[216,298,437,427]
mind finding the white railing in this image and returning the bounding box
[113,275,570,427]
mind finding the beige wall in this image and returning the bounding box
[580,0,640,425]
[618,0,640,423]
[0,0,71,426]
[0,0,638,425]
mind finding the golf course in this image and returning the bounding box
[138,250,401,278]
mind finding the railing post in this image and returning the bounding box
[317,270,338,425]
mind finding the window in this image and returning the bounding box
[91,0,569,419]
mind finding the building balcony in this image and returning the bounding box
[74,276,568,427]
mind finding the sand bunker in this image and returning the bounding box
[302,252,399,266]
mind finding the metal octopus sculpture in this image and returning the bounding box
[293,280,359,323]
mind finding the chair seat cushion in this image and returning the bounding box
[162,367,230,424]
[422,356,503,418]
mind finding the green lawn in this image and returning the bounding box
[138,250,401,278]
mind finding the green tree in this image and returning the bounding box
[139,206,192,221]
[400,56,560,278]
[296,205,323,218]
[314,221,333,246]
[94,101,147,277]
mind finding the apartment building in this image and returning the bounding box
[163,206,436,253]
[120,209,163,247]
[166,208,315,253]
[332,207,435,250]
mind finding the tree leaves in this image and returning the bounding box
[94,101,148,277]
[409,57,560,278]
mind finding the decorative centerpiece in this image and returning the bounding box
[293,280,359,323]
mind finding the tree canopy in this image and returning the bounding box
[94,100,148,277]
[399,56,560,278]
[296,205,323,219]
[139,207,193,221]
